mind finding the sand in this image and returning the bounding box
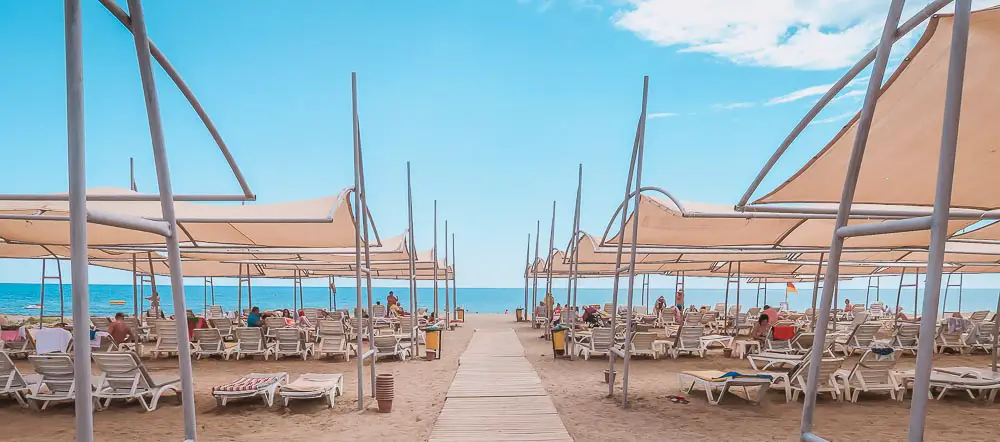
[0,315,492,442]
[515,322,1000,442]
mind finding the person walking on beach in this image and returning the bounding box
[653,296,667,317]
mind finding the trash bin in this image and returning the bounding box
[424,325,442,360]
[551,325,568,358]
[456,308,465,322]
[515,308,524,322]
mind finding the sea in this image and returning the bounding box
[1,283,997,318]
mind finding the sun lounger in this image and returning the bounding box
[965,322,995,354]
[678,370,774,405]
[192,328,232,360]
[834,349,902,402]
[577,327,614,360]
[213,372,288,407]
[278,373,344,407]
[619,331,658,359]
[90,316,112,330]
[663,320,707,359]
[897,369,1000,402]
[372,335,409,361]
[968,310,991,324]
[934,324,968,354]
[0,351,39,407]
[150,320,180,359]
[26,353,79,410]
[206,305,225,319]
[790,357,845,402]
[274,328,313,361]
[92,352,180,411]
[232,327,275,360]
[835,323,881,356]
[208,317,235,341]
[890,323,920,355]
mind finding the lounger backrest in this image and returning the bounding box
[728,305,739,316]
[869,304,885,316]
[677,322,703,349]
[123,317,143,335]
[894,323,920,346]
[851,350,897,386]
[851,311,869,327]
[275,329,302,352]
[318,319,345,336]
[0,351,27,390]
[714,303,726,314]
[29,354,75,396]
[852,305,866,314]
[92,352,155,392]
[193,328,223,348]
[937,325,963,343]
[736,312,748,326]
[303,308,320,324]
[373,335,398,353]
[815,358,845,383]
[328,311,345,322]
[209,317,234,334]
[154,320,178,350]
[206,305,224,319]
[683,312,703,325]
[854,323,882,347]
[970,310,990,323]
[974,322,997,344]
[603,303,613,314]
[236,327,265,350]
[372,305,387,318]
[591,327,614,351]
[660,307,677,325]
[701,311,717,325]
[91,316,111,330]
[794,332,815,350]
[631,332,656,351]
[265,317,286,330]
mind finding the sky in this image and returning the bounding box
[1,0,999,290]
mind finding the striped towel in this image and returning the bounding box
[213,376,278,393]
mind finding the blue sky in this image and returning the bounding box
[1,0,999,290]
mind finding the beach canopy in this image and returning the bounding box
[175,232,409,262]
[753,8,1000,210]
[89,254,274,277]
[606,195,973,249]
[0,187,369,248]
[951,221,1000,243]
[572,232,788,264]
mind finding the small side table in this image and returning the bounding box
[732,340,761,359]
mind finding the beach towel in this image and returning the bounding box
[947,317,971,333]
[213,375,281,393]
[35,328,72,354]
[281,374,342,392]
[773,325,796,341]
[719,371,774,381]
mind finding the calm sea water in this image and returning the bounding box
[1,282,997,317]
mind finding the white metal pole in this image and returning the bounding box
[800,2,904,438]
[65,1,95,438]
[351,73,366,409]
[126,0,198,437]
[445,221,450,328]
[532,220,540,322]
[406,162,419,357]
[433,200,439,320]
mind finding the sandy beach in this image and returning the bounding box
[515,320,1000,441]
[0,315,486,442]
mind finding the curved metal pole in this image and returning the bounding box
[910,4,972,437]
[433,200,439,320]
[406,162,419,357]
[810,253,824,330]
[452,233,457,314]
[351,72,367,409]
[609,81,646,399]
[39,259,47,329]
[567,165,583,359]
[736,0,955,209]
[523,232,530,322]
[126,1,198,437]
[445,221,451,329]
[97,0,254,199]
[545,201,556,337]
[801,2,904,438]
[532,221,541,323]
[622,76,649,407]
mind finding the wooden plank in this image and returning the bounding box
[430,328,573,442]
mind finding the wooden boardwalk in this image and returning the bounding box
[429,329,573,441]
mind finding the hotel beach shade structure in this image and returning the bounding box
[730,2,998,440]
[11,0,386,438]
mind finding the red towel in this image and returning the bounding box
[773,325,796,341]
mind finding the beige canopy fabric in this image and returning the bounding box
[606,195,971,249]
[0,187,367,248]
[607,196,801,247]
[755,8,1000,209]
[722,260,877,276]
[574,232,787,264]
[543,249,714,276]
[91,256,268,277]
[952,221,1000,242]
[178,233,409,262]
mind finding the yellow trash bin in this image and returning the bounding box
[515,308,524,322]
[424,327,442,360]
[456,308,465,322]
[551,327,566,357]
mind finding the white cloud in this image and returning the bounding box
[833,89,867,101]
[647,112,678,118]
[612,0,1000,70]
[765,83,834,105]
[713,102,755,111]
[815,111,855,124]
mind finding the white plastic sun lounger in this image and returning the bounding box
[232,327,275,361]
[192,328,232,360]
[897,369,1000,402]
[790,357,845,402]
[278,373,344,407]
[26,353,80,410]
[834,349,902,402]
[0,351,40,407]
[92,352,180,412]
[372,335,409,361]
[274,328,314,361]
[678,370,774,405]
[213,372,289,407]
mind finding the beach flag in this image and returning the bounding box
[786,282,798,294]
